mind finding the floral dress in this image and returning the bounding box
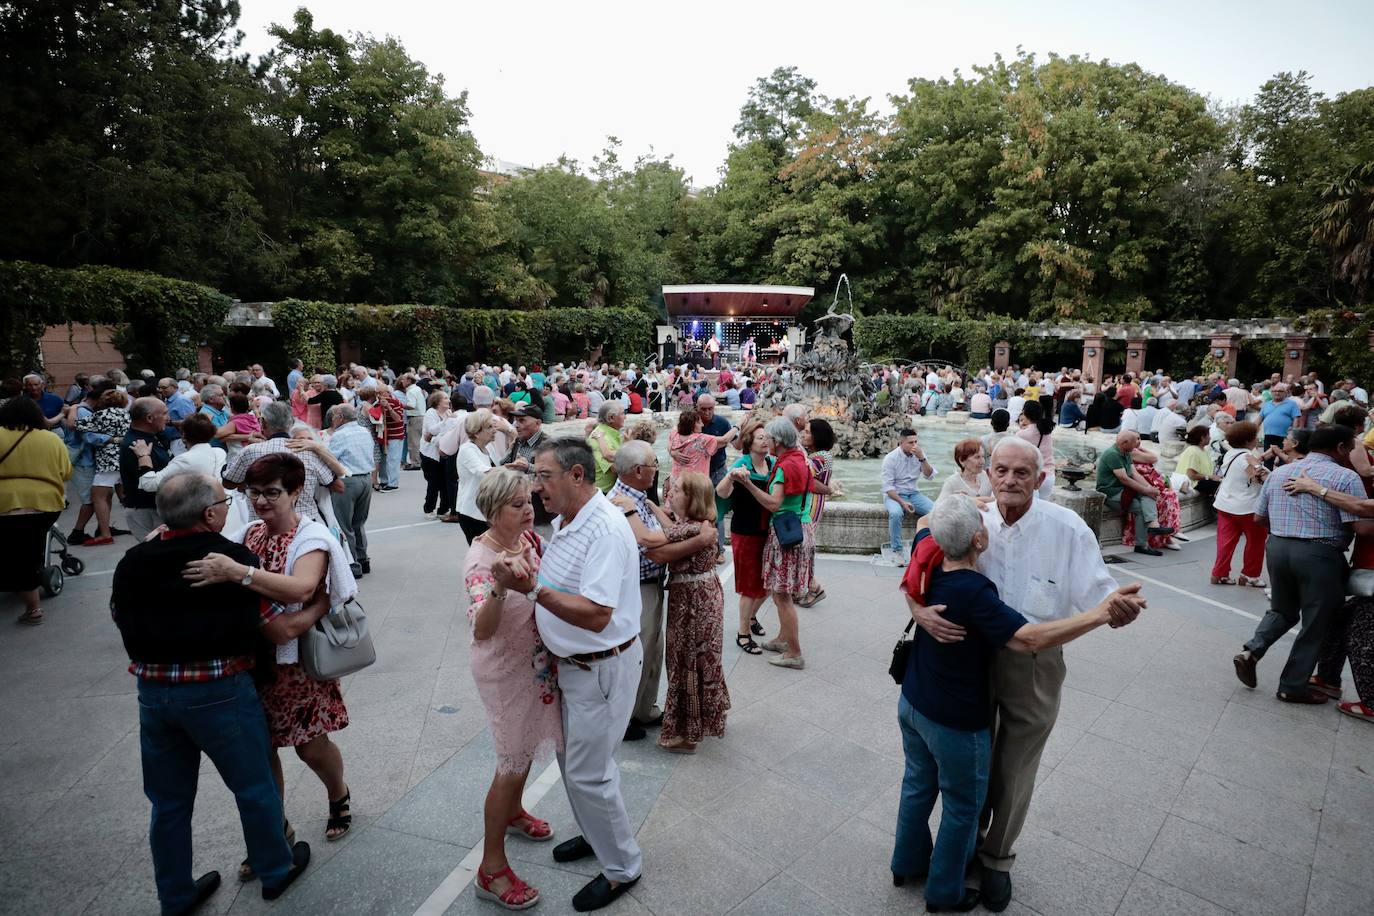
[464,531,563,773]
[1121,461,1181,550]
[247,522,350,748]
[660,521,731,747]
[77,407,129,474]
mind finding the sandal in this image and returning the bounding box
[1210,576,1236,585]
[1337,701,1374,723]
[659,738,697,754]
[505,809,553,841]
[475,865,539,910]
[1238,576,1268,588]
[16,608,43,626]
[240,821,294,881]
[749,616,765,637]
[736,633,762,655]
[1309,676,1342,699]
[326,788,352,841]
[806,587,826,606]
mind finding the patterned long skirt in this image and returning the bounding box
[659,576,731,746]
[1317,596,1374,704]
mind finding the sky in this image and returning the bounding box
[235,0,1374,188]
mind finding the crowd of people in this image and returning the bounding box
[4,348,1374,914]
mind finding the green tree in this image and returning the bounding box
[1315,160,1374,304]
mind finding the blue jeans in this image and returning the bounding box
[892,695,990,907]
[138,673,292,913]
[382,438,405,486]
[885,489,934,553]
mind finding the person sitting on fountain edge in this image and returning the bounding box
[882,429,936,564]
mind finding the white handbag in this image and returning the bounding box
[300,598,376,681]
[1348,569,1374,598]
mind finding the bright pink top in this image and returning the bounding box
[668,430,720,479]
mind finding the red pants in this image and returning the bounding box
[1212,509,1267,579]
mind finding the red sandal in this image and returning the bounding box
[505,809,553,841]
[1338,701,1374,724]
[475,865,540,910]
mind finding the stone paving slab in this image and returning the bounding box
[3,473,1374,915]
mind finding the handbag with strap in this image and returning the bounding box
[0,429,32,467]
[889,619,915,684]
[300,597,376,681]
[771,510,803,548]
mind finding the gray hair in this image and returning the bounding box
[260,401,294,434]
[472,386,494,407]
[328,403,357,426]
[175,368,191,381]
[156,472,220,530]
[199,383,224,402]
[475,468,529,521]
[289,423,317,440]
[596,400,624,423]
[535,437,596,484]
[765,416,797,449]
[928,494,985,560]
[990,434,1043,473]
[320,374,338,390]
[614,439,656,477]
[783,403,809,424]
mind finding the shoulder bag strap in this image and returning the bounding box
[0,429,33,467]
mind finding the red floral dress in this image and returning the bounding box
[248,523,349,748]
[1121,462,1181,550]
[660,521,731,747]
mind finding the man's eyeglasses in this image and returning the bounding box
[206,494,234,509]
[532,470,564,484]
[245,487,287,502]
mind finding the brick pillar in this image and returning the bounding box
[1082,335,1106,386]
[993,340,1011,371]
[196,345,214,375]
[1283,335,1309,382]
[1125,338,1148,378]
[1210,334,1240,380]
[338,338,362,368]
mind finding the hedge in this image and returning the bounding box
[854,314,1042,369]
[0,260,232,378]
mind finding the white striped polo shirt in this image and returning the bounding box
[535,489,642,657]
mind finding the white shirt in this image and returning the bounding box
[1353,387,1369,406]
[137,442,226,492]
[978,500,1115,624]
[1155,410,1186,442]
[457,441,494,518]
[252,376,280,398]
[420,408,458,461]
[404,384,426,416]
[1214,448,1262,515]
[535,490,641,657]
[1007,396,1026,423]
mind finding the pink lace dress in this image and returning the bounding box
[464,531,563,773]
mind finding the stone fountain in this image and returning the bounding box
[762,275,910,459]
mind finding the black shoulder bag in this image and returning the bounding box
[889,619,915,684]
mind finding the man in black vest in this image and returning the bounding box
[112,472,322,914]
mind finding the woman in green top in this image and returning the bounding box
[1176,424,1219,496]
[588,400,625,492]
[716,419,774,654]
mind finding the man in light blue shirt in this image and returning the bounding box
[326,404,376,577]
[198,384,231,451]
[158,377,198,453]
[286,360,304,399]
[1260,382,1302,452]
[881,429,936,560]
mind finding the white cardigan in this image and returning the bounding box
[231,517,358,664]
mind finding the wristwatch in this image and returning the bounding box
[524,585,541,604]
[240,566,255,587]
[624,509,637,518]
[1319,486,1330,499]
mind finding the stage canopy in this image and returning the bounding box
[662,284,814,318]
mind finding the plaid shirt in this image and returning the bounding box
[128,599,284,683]
[222,435,336,522]
[1256,453,1363,549]
[609,479,663,581]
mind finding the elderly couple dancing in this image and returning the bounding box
[462,437,645,912]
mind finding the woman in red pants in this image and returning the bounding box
[1210,421,1270,587]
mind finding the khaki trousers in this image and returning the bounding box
[977,645,1066,871]
[632,579,666,722]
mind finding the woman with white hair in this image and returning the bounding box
[456,409,498,543]
[892,494,1143,910]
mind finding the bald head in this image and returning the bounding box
[1115,430,1141,452]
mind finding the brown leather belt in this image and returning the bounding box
[564,636,637,671]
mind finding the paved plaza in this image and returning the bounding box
[2,471,1372,916]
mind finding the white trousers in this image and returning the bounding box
[557,640,643,883]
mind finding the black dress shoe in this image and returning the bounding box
[927,889,981,913]
[169,871,221,916]
[359,559,370,575]
[892,870,926,887]
[261,841,311,900]
[1233,651,1258,689]
[573,873,640,912]
[980,865,1012,912]
[1147,526,1176,537]
[553,834,595,863]
[1133,546,1163,556]
[624,722,646,741]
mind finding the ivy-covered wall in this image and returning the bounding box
[0,260,232,377]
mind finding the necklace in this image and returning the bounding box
[480,532,523,554]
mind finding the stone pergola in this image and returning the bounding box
[990,318,1357,381]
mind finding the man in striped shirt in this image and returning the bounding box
[492,438,644,912]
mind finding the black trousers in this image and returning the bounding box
[440,453,459,515]
[0,510,61,592]
[420,455,454,515]
[458,513,489,544]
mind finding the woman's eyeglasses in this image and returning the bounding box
[245,487,286,502]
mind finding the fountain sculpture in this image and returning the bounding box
[762,275,910,459]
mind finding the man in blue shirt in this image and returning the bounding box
[23,374,65,429]
[198,384,231,451]
[1259,382,1302,453]
[697,394,735,557]
[158,377,198,454]
[285,359,304,399]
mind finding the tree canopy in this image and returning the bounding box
[0,5,1370,325]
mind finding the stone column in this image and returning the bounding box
[1209,334,1240,380]
[1081,335,1106,385]
[993,340,1011,371]
[1283,335,1309,381]
[1125,338,1148,377]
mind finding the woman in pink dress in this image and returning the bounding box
[616,472,730,753]
[667,408,738,500]
[463,469,562,910]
